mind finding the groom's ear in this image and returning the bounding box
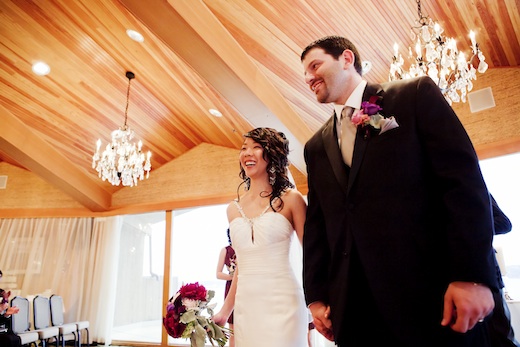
[341,49,356,70]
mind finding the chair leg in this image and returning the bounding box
[79,329,89,347]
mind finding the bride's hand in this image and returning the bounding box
[309,301,334,341]
[212,311,228,326]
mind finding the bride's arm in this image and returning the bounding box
[288,189,307,245]
[213,265,238,325]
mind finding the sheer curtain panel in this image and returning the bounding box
[0,216,122,345]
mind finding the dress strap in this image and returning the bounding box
[234,199,272,221]
[233,200,247,219]
[259,203,272,218]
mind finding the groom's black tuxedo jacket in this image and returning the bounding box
[303,76,498,346]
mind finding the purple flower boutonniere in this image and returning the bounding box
[351,98,399,138]
[351,101,384,128]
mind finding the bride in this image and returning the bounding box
[213,127,308,347]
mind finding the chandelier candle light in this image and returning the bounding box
[389,0,488,105]
[92,71,152,187]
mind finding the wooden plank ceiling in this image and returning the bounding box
[0,0,519,211]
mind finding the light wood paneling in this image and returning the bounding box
[0,143,309,217]
[452,67,520,158]
[112,143,242,208]
[0,162,87,210]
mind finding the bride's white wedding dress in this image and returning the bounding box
[229,200,307,347]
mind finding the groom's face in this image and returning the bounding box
[302,47,350,105]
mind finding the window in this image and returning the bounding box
[168,205,229,345]
[480,152,520,298]
[111,205,230,345]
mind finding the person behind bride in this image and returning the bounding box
[215,228,236,347]
[213,127,308,346]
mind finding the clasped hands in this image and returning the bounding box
[309,280,494,341]
[308,301,334,341]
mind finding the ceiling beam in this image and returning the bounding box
[0,104,112,211]
[120,0,312,173]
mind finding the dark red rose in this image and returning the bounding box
[171,295,186,316]
[179,282,207,301]
[163,309,186,338]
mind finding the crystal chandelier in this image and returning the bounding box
[92,71,152,187]
[389,0,488,105]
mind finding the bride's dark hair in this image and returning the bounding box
[238,127,294,211]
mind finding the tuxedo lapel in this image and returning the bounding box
[347,83,384,195]
[322,114,349,193]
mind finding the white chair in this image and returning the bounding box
[10,296,40,347]
[32,295,60,347]
[50,294,90,347]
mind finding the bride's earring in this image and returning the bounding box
[269,166,276,186]
[244,176,251,191]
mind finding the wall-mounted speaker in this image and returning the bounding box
[468,87,495,113]
[0,175,7,189]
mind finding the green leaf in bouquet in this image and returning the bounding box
[181,321,195,339]
[209,321,224,339]
[192,324,206,347]
[180,309,198,324]
[196,316,209,328]
[206,290,215,302]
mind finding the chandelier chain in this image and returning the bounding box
[123,71,135,130]
[416,0,427,25]
[124,79,130,128]
[92,71,151,187]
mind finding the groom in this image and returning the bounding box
[301,35,498,347]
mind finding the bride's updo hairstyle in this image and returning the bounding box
[238,127,295,211]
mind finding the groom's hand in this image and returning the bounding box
[309,301,334,341]
[441,281,494,333]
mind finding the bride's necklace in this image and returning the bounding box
[236,194,274,244]
[247,204,271,244]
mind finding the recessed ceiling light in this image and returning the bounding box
[362,61,372,74]
[32,61,50,76]
[126,29,144,43]
[209,108,223,117]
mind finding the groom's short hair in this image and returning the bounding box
[301,35,363,75]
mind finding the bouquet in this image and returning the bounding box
[163,282,231,347]
[0,289,10,305]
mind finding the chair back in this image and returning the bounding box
[33,295,51,329]
[49,294,65,326]
[11,296,31,333]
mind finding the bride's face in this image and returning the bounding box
[240,137,268,180]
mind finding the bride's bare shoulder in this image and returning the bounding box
[227,199,241,221]
[283,188,305,202]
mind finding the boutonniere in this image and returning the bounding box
[351,97,399,138]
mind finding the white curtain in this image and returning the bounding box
[83,216,122,345]
[0,216,122,344]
